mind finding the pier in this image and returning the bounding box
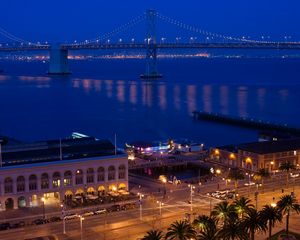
[192,111,300,135]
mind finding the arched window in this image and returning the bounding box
[41,173,49,189]
[97,167,105,182]
[75,169,83,185]
[118,165,126,179]
[86,168,94,183]
[64,171,72,186]
[52,172,61,188]
[29,174,37,191]
[108,166,116,181]
[4,177,13,194]
[17,176,25,192]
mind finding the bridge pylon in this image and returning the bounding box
[141,9,162,79]
[48,44,70,75]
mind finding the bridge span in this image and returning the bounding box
[1,9,300,77]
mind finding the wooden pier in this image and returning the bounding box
[192,111,300,135]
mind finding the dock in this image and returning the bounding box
[192,111,300,135]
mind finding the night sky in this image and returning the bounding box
[0,0,299,43]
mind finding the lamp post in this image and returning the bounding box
[41,197,45,220]
[61,204,66,234]
[157,200,164,216]
[79,215,84,240]
[188,184,195,212]
[138,192,144,220]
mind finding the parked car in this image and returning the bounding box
[64,213,78,220]
[107,204,120,212]
[50,216,62,222]
[32,218,48,225]
[82,211,94,217]
[0,222,10,230]
[94,209,107,215]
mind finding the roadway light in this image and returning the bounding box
[78,215,85,240]
[41,197,46,220]
[188,184,195,212]
[137,192,144,220]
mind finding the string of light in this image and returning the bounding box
[155,12,279,44]
[71,13,146,45]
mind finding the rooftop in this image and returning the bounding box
[237,138,300,154]
[0,135,123,167]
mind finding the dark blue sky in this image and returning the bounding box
[0,0,299,43]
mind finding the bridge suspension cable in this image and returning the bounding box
[155,12,277,44]
[0,26,38,45]
[71,13,146,46]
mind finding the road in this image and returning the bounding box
[0,173,300,240]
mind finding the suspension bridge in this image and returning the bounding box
[0,9,300,78]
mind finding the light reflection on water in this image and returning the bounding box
[0,58,299,146]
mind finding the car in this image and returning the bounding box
[107,204,121,212]
[32,218,47,225]
[64,213,78,220]
[244,182,255,186]
[50,216,62,222]
[0,222,10,230]
[94,209,107,215]
[82,211,94,217]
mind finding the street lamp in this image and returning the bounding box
[188,184,195,212]
[137,192,144,220]
[78,215,84,240]
[61,204,66,234]
[157,200,164,216]
[41,197,45,220]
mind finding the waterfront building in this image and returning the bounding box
[210,138,300,172]
[0,136,128,210]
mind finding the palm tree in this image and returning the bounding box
[233,196,254,218]
[279,162,296,188]
[211,201,237,225]
[277,194,300,236]
[227,168,245,190]
[253,168,270,193]
[193,214,214,232]
[260,205,282,240]
[165,220,196,240]
[242,208,267,240]
[218,216,248,240]
[142,230,164,240]
[193,215,219,240]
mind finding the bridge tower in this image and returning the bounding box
[141,9,162,79]
[48,44,70,75]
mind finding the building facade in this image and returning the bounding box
[0,155,128,210]
[210,138,300,172]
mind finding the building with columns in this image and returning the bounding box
[0,136,128,210]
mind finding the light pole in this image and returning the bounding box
[138,192,144,220]
[188,184,195,212]
[79,215,84,240]
[61,204,66,234]
[157,200,164,216]
[41,197,45,220]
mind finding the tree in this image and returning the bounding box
[253,168,270,193]
[227,168,245,190]
[165,220,196,240]
[211,201,237,225]
[193,215,219,240]
[193,214,215,232]
[142,230,164,240]
[279,162,296,188]
[260,205,282,240]
[277,194,300,236]
[233,196,254,218]
[218,216,248,240]
[242,208,267,240]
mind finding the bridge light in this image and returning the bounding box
[131,38,135,43]
[119,38,122,43]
